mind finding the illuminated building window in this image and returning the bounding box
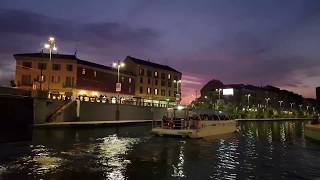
[94,71,97,77]
[82,68,86,75]
[154,71,158,77]
[129,78,132,83]
[154,88,158,95]
[147,87,151,94]
[168,74,171,80]
[52,64,61,71]
[22,62,32,69]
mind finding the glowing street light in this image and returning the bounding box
[173,79,182,104]
[278,100,283,109]
[112,60,125,120]
[215,88,222,100]
[265,97,271,107]
[245,94,251,107]
[44,36,57,94]
[290,102,295,109]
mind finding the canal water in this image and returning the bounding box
[0,121,319,180]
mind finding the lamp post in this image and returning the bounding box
[290,102,295,109]
[112,60,125,120]
[173,80,182,104]
[44,36,57,97]
[278,100,283,109]
[216,88,222,100]
[245,94,251,108]
[265,97,271,107]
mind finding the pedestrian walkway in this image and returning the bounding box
[34,119,161,127]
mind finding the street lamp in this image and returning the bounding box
[215,88,222,100]
[278,100,283,109]
[245,94,251,107]
[112,60,125,120]
[265,97,271,107]
[290,102,295,109]
[173,80,182,104]
[44,36,57,95]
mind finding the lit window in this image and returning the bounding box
[154,88,158,95]
[82,68,86,75]
[154,71,158,77]
[94,71,97,77]
[147,87,151,94]
[168,74,171,79]
[129,78,132,83]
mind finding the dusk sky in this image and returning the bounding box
[1,0,320,104]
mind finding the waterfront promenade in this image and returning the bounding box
[34,119,161,128]
[236,118,314,121]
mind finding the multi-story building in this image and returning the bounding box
[124,56,182,106]
[14,53,182,107]
[199,79,304,109]
[14,53,135,102]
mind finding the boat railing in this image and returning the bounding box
[154,118,204,130]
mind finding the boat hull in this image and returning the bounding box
[152,120,237,138]
[305,124,320,142]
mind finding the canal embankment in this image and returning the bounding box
[236,118,314,121]
[305,124,320,141]
[33,119,160,128]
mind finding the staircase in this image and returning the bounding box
[47,100,75,123]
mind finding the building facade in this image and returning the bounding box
[124,56,182,106]
[14,53,135,102]
[14,53,182,106]
[199,79,305,109]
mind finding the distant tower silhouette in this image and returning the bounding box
[316,87,320,100]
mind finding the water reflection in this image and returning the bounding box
[171,140,186,178]
[92,135,140,179]
[0,121,320,179]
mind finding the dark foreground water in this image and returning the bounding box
[0,121,320,180]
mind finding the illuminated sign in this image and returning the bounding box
[223,88,234,96]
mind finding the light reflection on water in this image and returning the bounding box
[0,121,320,179]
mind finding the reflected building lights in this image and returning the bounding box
[172,141,186,178]
[93,135,140,180]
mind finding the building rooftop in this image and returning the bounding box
[14,53,134,76]
[14,53,78,60]
[125,56,181,73]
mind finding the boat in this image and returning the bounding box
[151,106,238,138]
[305,119,320,141]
